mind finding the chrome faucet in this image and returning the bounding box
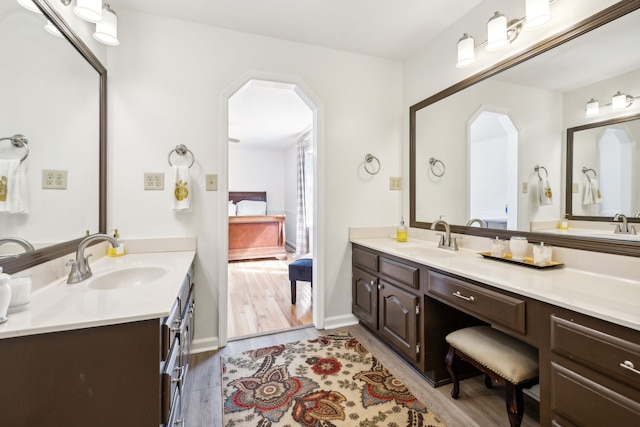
[0,237,35,253]
[466,218,486,228]
[66,233,119,284]
[430,219,458,251]
[612,214,637,235]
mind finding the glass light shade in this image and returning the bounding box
[486,11,508,51]
[93,5,119,46]
[525,0,551,29]
[17,0,42,14]
[611,91,630,110]
[44,20,64,38]
[456,33,475,68]
[585,99,599,117]
[74,0,103,23]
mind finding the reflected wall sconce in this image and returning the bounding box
[74,0,103,23]
[17,0,42,14]
[93,4,119,46]
[584,91,638,117]
[456,0,558,68]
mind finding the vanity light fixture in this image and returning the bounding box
[93,3,119,46]
[584,92,638,117]
[74,0,103,23]
[456,0,558,68]
[44,20,64,38]
[585,99,599,117]
[17,0,42,14]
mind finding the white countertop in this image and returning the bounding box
[0,251,196,339]
[351,237,640,332]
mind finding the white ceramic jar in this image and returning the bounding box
[0,267,11,324]
[509,236,528,261]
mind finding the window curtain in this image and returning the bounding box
[295,138,309,257]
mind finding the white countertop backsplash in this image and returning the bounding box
[350,227,640,332]
[0,237,196,339]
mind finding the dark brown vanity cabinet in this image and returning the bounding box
[352,245,422,367]
[541,306,640,427]
[0,267,195,427]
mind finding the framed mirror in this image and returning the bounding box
[0,0,106,274]
[410,0,640,257]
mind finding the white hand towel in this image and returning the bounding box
[0,159,28,214]
[538,178,552,206]
[172,165,191,211]
[589,178,603,204]
[582,180,594,205]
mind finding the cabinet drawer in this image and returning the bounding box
[551,315,640,390]
[428,271,526,334]
[162,300,181,362]
[162,340,184,425]
[380,257,419,290]
[353,246,379,272]
[177,273,192,314]
[550,362,640,427]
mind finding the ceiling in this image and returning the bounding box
[114,0,483,60]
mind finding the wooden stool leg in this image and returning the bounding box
[290,280,297,304]
[445,346,460,399]
[505,383,524,427]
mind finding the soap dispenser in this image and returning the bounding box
[396,218,408,242]
[108,228,125,257]
[0,267,11,324]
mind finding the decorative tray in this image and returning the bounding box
[477,252,564,270]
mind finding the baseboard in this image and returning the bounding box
[191,336,219,354]
[322,314,359,330]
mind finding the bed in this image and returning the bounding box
[228,191,287,261]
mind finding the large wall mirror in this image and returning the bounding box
[0,0,106,274]
[410,0,640,258]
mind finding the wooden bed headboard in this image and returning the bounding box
[229,191,266,204]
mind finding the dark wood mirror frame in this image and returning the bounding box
[410,0,640,258]
[0,0,106,274]
[566,112,640,223]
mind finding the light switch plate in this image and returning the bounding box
[522,182,528,193]
[42,169,67,189]
[389,176,401,190]
[206,174,218,191]
[144,173,164,190]
[572,183,579,193]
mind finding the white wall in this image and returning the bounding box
[284,142,298,248]
[107,10,403,347]
[402,0,620,222]
[228,145,286,214]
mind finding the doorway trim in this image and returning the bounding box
[218,70,325,347]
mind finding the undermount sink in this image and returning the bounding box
[394,243,456,258]
[87,266,167,290]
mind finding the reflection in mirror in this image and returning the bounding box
[410,1,640,257]
[567,113,640,219]
[0,0,106,273]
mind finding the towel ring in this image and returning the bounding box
[0,134,29,163]
[168,144,195,168]
[429,157,445,177]
[534,165,548,180]
[364,153,381,175]
[581,167,597,179]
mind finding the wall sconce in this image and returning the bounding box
[44,20,64,37]
[93,4,119,46]
[17,0,42,14]
[74,0,103,23]
[584,91,638,117]
[456,0,558,68]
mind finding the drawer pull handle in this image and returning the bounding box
[453,291,475,302]
[171,318,185,333]
[174,419,185,425]
[620,360,640,375]
[172,366,185,385]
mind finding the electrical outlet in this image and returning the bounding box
[42,169,67,189]
[144,173,164,190]
[389,176,401,190]
[572,183,579,193]
[522,182,528,193]
[206,174,218,191]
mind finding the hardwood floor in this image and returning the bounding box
[183,324,540,427]
[227,256,313,339]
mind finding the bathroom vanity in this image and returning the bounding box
[0,251,196,427]
[351,238,640,427]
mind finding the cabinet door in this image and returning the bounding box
[378,281,419,363]
[352,266,378,330]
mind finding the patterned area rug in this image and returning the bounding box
[222,333,446,426]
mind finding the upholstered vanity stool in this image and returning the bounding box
[288,255,312,304]
[445,326,539,427]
